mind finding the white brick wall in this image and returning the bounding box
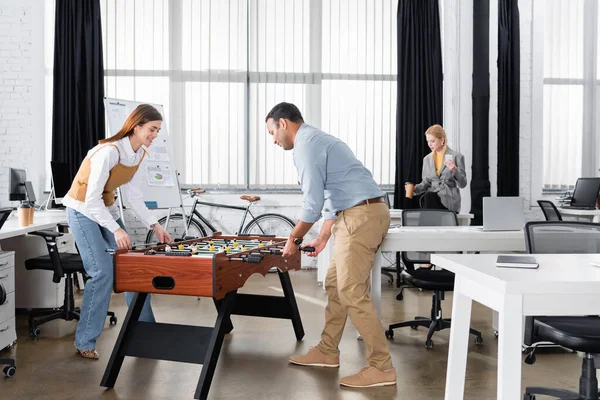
[0,0,44,209]
[518,0,543,221]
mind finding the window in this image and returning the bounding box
[45,0,398,189]
[538,0,597,191]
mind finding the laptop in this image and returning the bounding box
[483,197,525,231]
[561,177,600,210]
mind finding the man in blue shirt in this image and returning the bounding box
[265,102,395,388]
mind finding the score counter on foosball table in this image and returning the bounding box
[101,233,306,400]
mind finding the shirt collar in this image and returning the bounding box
[296,123,310,140]
[119,136,139,159]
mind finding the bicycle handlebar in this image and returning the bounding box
[186,188,205,198]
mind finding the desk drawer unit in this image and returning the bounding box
[0,251,16,351]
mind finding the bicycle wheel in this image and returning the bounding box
[242,213,295,238]
[145,214,208,245]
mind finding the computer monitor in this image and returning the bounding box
[50,161,72,205]
[24,181,36,203]
[9,168,26,201]
[483,197,525,231]
[570,177,600,208]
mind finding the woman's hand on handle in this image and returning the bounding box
[114,228,132,249]
[153,223,173,243]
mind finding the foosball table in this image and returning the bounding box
[100,233,306,400]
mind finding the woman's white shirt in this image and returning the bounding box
[62,137,159,233]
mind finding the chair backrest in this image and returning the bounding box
[537,200,562,221]
[0,207,12,231]
[401,209,459,265]
[524,221,600,254]
[522,220,600,346]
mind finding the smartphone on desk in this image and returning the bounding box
[496,255,539,269]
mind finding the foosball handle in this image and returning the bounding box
[299,246,315,252]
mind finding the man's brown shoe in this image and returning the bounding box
[289,346,340,368]
[339,365,397,388]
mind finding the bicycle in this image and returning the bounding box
[145,188,296,244]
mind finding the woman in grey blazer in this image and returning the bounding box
[410,125,467,213]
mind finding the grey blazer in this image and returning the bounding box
[414,146,467,213]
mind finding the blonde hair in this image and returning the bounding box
[425,124,447,146]
[99,104,163,144]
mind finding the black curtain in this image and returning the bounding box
[470,0,491,225]
[497,0,520,196]
[393,0,443,209]
[51,0,105,181]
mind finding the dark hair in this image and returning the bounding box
[265,102,304,127]
[100,104,163,144]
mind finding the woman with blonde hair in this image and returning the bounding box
[62,104,172,359]
[409,124,467,212]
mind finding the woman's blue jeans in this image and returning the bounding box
[67,208,155,350]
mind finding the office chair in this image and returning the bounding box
[523,221,600,400]
[24,225,117,337]
[537,200,563,221]
[385,210,483,349]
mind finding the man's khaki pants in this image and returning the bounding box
[316,202,392,371]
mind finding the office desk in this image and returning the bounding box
[432,253,600,400]
[0,212,68,242]
[558,207,600,223]
[317,211,474,284]
[389,210,473,227]
[0,211,72,309]
[0,211,68,350]
[317,226,525,316]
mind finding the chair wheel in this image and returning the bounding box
[524,352,536,365]
[109,316,117,325]
[30,327,40,337]
[396,292,403,301]
[385,329,394,339]
[425,339,434,349]
[410,325,419,330]
[475,336,483,346]
[523,394,535,400]
[494,330,499,338]
[3,366,15,377]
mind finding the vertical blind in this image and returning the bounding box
[46,0,399,188]
[542,0,584,190]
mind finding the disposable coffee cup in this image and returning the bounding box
[28,206,34,225]
[405,182,416,199]
[18,203,31,227]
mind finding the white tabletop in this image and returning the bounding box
[431,253,600,295]
[380,226,525,252]
[0,210,68,240]
[433,252,600,399]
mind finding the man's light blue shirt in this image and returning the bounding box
[293,123,385,223]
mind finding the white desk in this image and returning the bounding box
[0,211,74,310]
[317,226,525,317]
[388,210,474,227]
[0,211,68,241]
[317,211,474,285]
[432,253,600,400]
[558,207,600,223]
[369,227,525,315]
